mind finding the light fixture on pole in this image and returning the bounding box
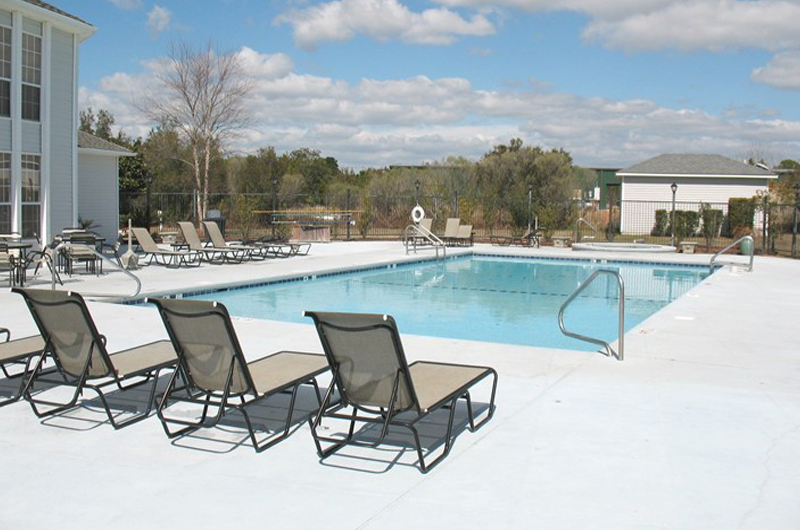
[272,176,278,237]
[670,182,678,247]
[527,183,533,234]
[415,179,420,205]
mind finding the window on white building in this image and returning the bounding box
[21,154,40,237]
[0,25,10,118]
[0,153,10,233]
[21,32,40,121]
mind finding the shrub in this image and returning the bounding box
[699,203,724,249]
[651,210,668,236]
[672,210,699,240]
[727,197,756,237]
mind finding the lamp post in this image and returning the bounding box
[414,179,420,206]
[527,183,533,234]
[670,182,678,247]
[144,171,153,231]
[792,182,800,258]
[272,175,278,237]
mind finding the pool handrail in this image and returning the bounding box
[558,269,625,361]
[404,224,446,260]
[52,242,142,300]
[709,235,754,274]
[575,217,598,243]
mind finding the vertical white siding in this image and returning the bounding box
[620,176,769,234]
[47,28,74,237]
[78,153,118,241]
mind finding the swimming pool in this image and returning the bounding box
[187,255,710,351]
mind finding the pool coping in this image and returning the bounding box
[126,250,716,305]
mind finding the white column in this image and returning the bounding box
[9,10,20,234]
[40,21,51,243]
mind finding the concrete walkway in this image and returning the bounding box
[0,242,797,529]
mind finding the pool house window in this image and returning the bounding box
[21,31,41,121]
[0,153,10,233]
[21,154,40,237]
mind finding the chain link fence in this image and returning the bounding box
[120,191,800,257]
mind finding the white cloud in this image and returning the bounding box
[80,47,800,168]
[147,5,172,35]
[108,0,142,9]
[751,50,800,89]
[433,0,800,51]
[275,0,495,49]
[581,0,800,52]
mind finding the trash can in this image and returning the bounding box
[204,209,226,237]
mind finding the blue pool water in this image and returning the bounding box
[188,256,709,351]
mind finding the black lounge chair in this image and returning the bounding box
[304,311,498,473]
[178,222,247,263]
[132,227,202,268]
[249,235,311,258]
[12,288,177,428]
[0,327,45,407]
[490,229,541,248]
[150,298,329,452]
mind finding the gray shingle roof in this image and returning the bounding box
[21,0,92,27]
[77,131,133,155]
[618,154,776,177]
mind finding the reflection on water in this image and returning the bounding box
[191,256,708,351]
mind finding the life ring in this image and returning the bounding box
[411,205,425,224]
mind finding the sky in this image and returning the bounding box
[63,0,800,169]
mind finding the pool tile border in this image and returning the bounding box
[124,251,711,306]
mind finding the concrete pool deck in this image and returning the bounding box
[0,242,797,529]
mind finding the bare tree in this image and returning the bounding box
[142,41,252,221]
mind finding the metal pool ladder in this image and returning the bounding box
[709,235,754,274]
[558,269,625,361]
[404,224,446,260]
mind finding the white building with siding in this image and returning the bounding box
[617,154,777,235]
[77,131,133,241]
[0,0,121,243]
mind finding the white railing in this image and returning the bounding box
[404,224,446,260]
[709,235,754,274]
[558,269,625,361]
[53,243,142,299]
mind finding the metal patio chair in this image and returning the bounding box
[0,327,45,407]
[304,311,498,473]
[12,288,177,429]
[150,297,329,452]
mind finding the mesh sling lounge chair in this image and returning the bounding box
[150,298,330,452]
[0,327,45,407]
[443,218,460,246]
[178,222,248,264]
[202,220,270,261]
[490,230,541,248]
[12,288,177,429]
[249,235,311,258]
[304,311,498,473]
[455,224,474,246]
[132,227,202,268]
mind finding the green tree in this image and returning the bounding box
[284,148,340,203]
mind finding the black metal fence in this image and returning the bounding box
[120,191,800,257]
